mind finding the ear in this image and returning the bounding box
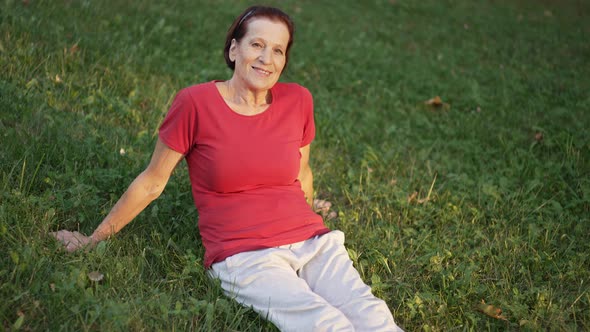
[229,39,237,62]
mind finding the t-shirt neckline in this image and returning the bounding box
[212,80,276,118]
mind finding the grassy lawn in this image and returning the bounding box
[1,0,589,330]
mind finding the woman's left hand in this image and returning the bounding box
[313,198,337,220]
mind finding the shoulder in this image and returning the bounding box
[171,81,222,115]
[274,82,311,96]
[177,81,217,98]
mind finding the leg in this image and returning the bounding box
[208,247,354,332]
[298,231,403,332]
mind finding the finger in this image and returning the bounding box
[70,231,83,241]
[51,231,62,241]
[52,230,70,242]
[66,243,78,253]
[316,199,331,209]
[50,232,68,249]
[313,199,325,209]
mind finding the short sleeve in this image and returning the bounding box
[300,87,316,147]
[158,88,198,155]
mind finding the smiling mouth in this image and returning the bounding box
[252,66,272,76]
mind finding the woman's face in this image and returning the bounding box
[229,18,290,92]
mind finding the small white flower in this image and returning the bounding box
[119,148,126,156]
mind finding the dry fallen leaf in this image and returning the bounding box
[477,300,508,321]
[425,96,443,106]
[49,283,55,292]
[534,132,543,142]
[408,192,432,205]
[407,191,418,204]
[408,174,437,205]
[88,271,104,282]
[424,96,450,110]
[69,43,79,55]
[417,197,430,204]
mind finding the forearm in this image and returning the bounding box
[299,166,314,207]
[90,171,165,243]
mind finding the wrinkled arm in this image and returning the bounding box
[297,144,313,207]
[53,138,184,251]
[91,138,184,242]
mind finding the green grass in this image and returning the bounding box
[1,0,589,330]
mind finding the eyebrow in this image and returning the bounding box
[247,37,286,49]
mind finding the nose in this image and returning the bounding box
[258,48,272,64]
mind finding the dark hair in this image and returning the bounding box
[223,6,295,71]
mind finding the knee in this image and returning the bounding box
[341,297,401,331]
[272,305,354,332]
[312,310,354,332]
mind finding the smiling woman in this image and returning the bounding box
[219,18,289,115]
[51,5,403,331]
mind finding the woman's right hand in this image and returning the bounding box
[49,139,183,254]
[51,230,95,252]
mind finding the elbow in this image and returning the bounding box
[137,172,168,202]
[145,180,167,201]
[146,186,164,201]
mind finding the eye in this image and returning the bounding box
[252,42,263,48]
[274,48,284,55]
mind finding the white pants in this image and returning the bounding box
[208,230,403,332]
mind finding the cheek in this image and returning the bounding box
[242,50,260,63]
[275,57,286,71]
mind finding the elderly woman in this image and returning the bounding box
[53,5,403,332]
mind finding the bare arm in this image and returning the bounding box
[52,138,184,251]
[297,144,334,218]
[298,144,314,207]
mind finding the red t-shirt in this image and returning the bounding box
[159,81,329,267]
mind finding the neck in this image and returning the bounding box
[225,78,270,107]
